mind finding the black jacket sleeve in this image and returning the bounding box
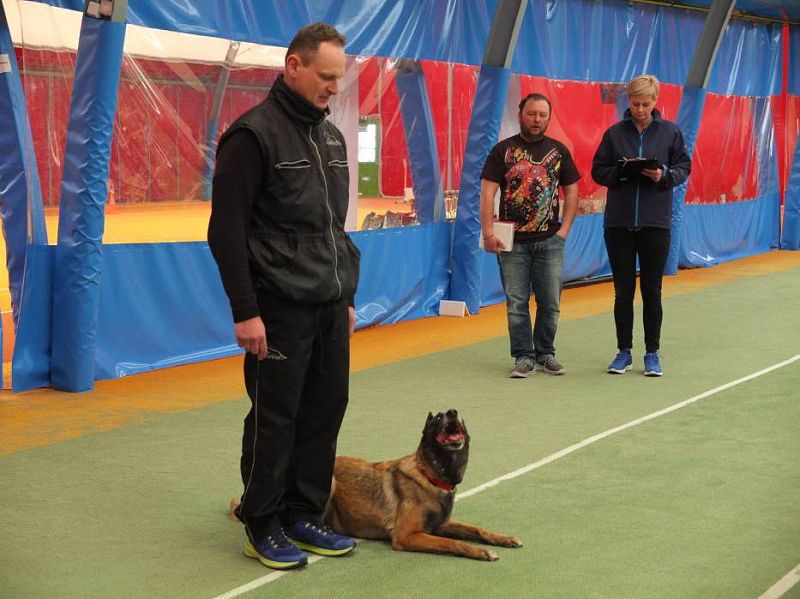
[659,126,691,189]
[591,129,620,187]
[207,129,263,323]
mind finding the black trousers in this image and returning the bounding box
[604,227,671,353]
[237,292,350,543]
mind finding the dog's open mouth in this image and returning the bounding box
[435,419,466,449]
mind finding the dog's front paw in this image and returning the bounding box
[479,548,500,561]
[500,535,522,548]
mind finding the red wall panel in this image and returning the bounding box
[149,83,179,202]
[686,94,759,203]
[175,87,209,201]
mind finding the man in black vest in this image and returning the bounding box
[208,22,360,570]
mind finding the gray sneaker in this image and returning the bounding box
[535,354,565,375]
[509,357,535,378]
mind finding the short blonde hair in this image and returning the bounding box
[627,75,659,100]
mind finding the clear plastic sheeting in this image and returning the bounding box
[356,56,478,230]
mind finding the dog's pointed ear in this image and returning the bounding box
[423,412,434,432]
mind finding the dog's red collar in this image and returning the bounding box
[416,457,456,493]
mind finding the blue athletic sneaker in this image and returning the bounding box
[643,352,663,377]
[285,520,356,557]
[243,527,308,570]
[607,349,632,374]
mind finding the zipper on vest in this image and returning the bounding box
[308,124,343,300]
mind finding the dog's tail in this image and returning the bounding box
[228,497,241,522]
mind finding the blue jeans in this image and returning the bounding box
[498,234,565,359]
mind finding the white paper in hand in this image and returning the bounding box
[479,221,514,252]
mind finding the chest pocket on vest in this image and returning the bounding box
[272,159,313,204]
[326,159,349,196]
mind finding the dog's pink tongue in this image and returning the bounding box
[437,432,464,445]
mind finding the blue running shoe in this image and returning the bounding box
[643,352,663,377]
[243,527,308,570]
[607,349,632,374]
[285,520,356,557]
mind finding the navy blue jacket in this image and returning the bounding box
[592,108,691,229]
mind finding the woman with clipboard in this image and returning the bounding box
[591,75,691,377]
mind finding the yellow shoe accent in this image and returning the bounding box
[290,538,355,557]
[243,539,307,570]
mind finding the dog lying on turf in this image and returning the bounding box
[324,409,522,561]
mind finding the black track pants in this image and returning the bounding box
[604,226,670,353]
[236,293,350,542]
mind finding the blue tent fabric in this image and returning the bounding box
[351,223,451,326]
[783,26,800,248]
[784,140,800,249]
[394,61,444,224]
[679,195,778,265]
[0,2,47,329]
[91,226,451,381]
[512,1,702,87]
[11,244,54,391]
[666,86,707,275]
[512,1,782,96]
[30,0,496,66]
[449,65,511,314]
[50,17,126,391]
[707,20,783,96]
[94,243,239,379]
[791,25,800,95]
[678,95,780,267]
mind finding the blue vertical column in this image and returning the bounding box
[665,86,706,275]
[449,66,511,313]
[1,2,50,392]
[781,27,800,249]
[394,60,444,225]
[753,96,781,250]
[0,3,48,321]
[51,9,126,391]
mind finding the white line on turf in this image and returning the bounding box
[213,556,323,599]
[459,353,800,501]
[759,563,800,599]
[213,354,800,599]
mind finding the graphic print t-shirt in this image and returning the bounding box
[481,134,581,242]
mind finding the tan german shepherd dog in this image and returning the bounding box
[324,409,522,561]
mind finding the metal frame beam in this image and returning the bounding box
[482,0,528,68]
[685,0,736,89]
